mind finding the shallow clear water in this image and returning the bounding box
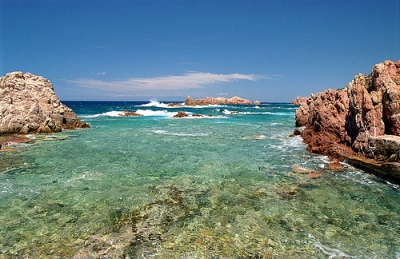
[0,101,399,258]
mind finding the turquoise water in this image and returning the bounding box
[0,101,399,258]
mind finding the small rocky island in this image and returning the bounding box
[294,60,400,182]
[0,72,89,145]
[169,95,261,106]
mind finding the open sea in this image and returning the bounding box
[0,101,399,258]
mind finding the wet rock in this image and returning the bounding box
[173,111,189,118]
[289,128,302,137]
[328,160,344,170]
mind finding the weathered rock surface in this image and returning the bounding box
[294,60,400,182]
[184,95,259,106]
[0,72,89,134]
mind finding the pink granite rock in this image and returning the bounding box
[0,72,89,134]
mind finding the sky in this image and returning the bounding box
[1,0,399,102]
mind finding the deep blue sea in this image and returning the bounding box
[0,101,399,258]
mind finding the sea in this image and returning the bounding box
[0,101,399,258]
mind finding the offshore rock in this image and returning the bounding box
[184,95,257,106]
[119,110,143,116]
[294,60,400,182]
[0,72,90,134]
[173,111,189,118]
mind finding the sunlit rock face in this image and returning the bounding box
[294,60,400,181]
[0,72,89,134]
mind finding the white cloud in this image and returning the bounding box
[66,72,265,92]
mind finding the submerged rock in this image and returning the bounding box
[292,165,317,175]
[294,60,400,182]
[0,72,89,134]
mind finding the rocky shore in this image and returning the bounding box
[0,72,89,146]
[294,60,400,182]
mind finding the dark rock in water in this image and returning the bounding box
[173,111,189,118]
[293,60,400,182]
[0,72,90,134]
[289,128,302,137]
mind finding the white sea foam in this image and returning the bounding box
[308,234,356,259]
[141,99,185,108]
[152,129,211,137]
[82,109,228,119]
[386,181,400,191]
[135,109,177,117]
[0,179,13,194]
[81,111,123,118]
[141,100,168,108]
[222,109,291,116]
[223,109,232,114]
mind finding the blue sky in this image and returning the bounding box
[1,0,399,102]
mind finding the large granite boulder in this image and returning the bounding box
[0,72,89,134]
[294,60,400,181]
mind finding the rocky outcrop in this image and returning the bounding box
[0,72,89,134]
[184,95,260,106]
[173,111,189,118]
[291,96,308,106]
[292,97,310,127]
[294,60,400,182]
[118,110,143,117]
